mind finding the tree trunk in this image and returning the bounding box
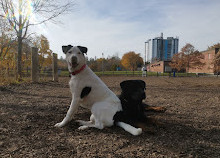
[17,0,23,80]
[17,35,23,80]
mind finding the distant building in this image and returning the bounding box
[147,48,220,74]
[188,48,219,74]
[147,61,172,73]
[150,33,179,62]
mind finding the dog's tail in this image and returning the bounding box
[116,122,142,136]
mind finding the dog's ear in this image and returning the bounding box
[62,45,73,54]
[77,46,88,55]
[120,80,130,91]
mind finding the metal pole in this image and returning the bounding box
[145,39,151,65]
[147,39,151,71]
[147,39,151,62]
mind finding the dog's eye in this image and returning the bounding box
[78,52,81,54]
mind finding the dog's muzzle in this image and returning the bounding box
[70,56,78,68]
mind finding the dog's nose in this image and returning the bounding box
[71,56,77,64]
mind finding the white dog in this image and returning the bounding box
[55,45,142,135]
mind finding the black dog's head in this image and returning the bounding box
[120,80,146,102]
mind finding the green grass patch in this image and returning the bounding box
[95,71,142,76]
[57,70,198,77]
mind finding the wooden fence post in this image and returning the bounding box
[52,53,58,82]
[31,47,39,82]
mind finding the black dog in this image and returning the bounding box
[114,80,148,128]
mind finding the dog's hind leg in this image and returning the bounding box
[76,114,95,126]
[78,124,104,130]
[78,116,104,130]
[78,102,117,131]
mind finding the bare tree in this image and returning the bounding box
[0,17,16,58]
[0,0,74,79]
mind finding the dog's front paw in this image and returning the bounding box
[54,122,64,128]
[78,125,88,130]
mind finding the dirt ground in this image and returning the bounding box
[0,76,220,158]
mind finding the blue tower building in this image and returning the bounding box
[151,33,179,62]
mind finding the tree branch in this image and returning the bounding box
[23,1,74,27]
[0,0,19,33]
[22,20,29,39]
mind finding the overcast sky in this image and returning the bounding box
[39,0,220,59]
